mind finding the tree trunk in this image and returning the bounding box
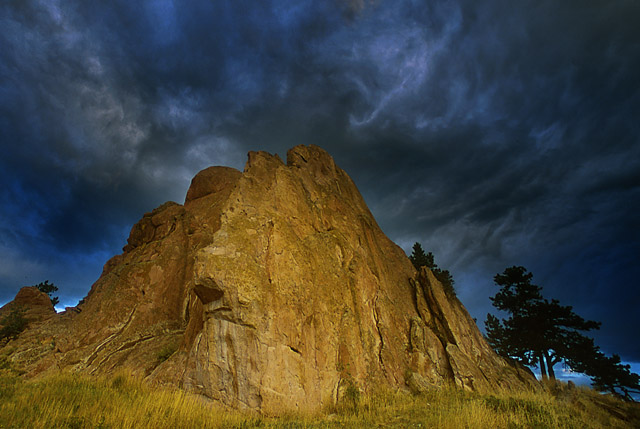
[539,354,548,380]
[547,363,555,380]
[543,350,555,380]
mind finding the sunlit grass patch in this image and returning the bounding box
[0,371,249,429]
[0,371,638,428]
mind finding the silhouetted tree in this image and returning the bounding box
[34,280,59,306]
[485,266,600,379]
[409,242,455,296]
[486,266,640,400]
[409,243,432,269]
[587,353,640,401]
[562,335,640,401]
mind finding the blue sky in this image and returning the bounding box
[1,0,639,382]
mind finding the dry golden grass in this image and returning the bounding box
[1,370,638,428]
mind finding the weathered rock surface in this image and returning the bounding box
[0,286,55,323]
[0,145,538,412]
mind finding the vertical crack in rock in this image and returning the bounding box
[225,329,239,404]
[409,276,456,382]
[442,345,456,382]
[372,294,387,378]
[418,276,457,347]
[265,220,274,285]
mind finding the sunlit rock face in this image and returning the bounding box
[0,145,538,412]
[0,287,55,323]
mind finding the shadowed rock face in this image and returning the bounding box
[0,145,538,412]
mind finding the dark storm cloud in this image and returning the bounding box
[341,1,640,359]
[1,0,639,364]
[0,0,344,304]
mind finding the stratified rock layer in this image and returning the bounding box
[0,145,538,412]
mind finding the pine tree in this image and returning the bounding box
[486,266,599,380]
[562,335,640,401]
[409,243,455,296]
[409,243,434,270]
[588,353,640,401]
[34,280,59,307]
[486,266,640,400]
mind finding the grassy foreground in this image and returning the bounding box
[1,370,639,428]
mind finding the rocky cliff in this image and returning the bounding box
[0,145,538,412]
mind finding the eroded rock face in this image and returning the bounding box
[0,145,538,412]
[0,287,55,323]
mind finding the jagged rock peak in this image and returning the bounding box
[184,145,339,204]
[0,145,538,413]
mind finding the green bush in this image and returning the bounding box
[344,382,361,410]
[156,343,178,363]
[0,307,28,341]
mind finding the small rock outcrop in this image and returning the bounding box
[0,145,538,412]
[0,286,55,323]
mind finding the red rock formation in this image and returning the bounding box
[0,145,538,412]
